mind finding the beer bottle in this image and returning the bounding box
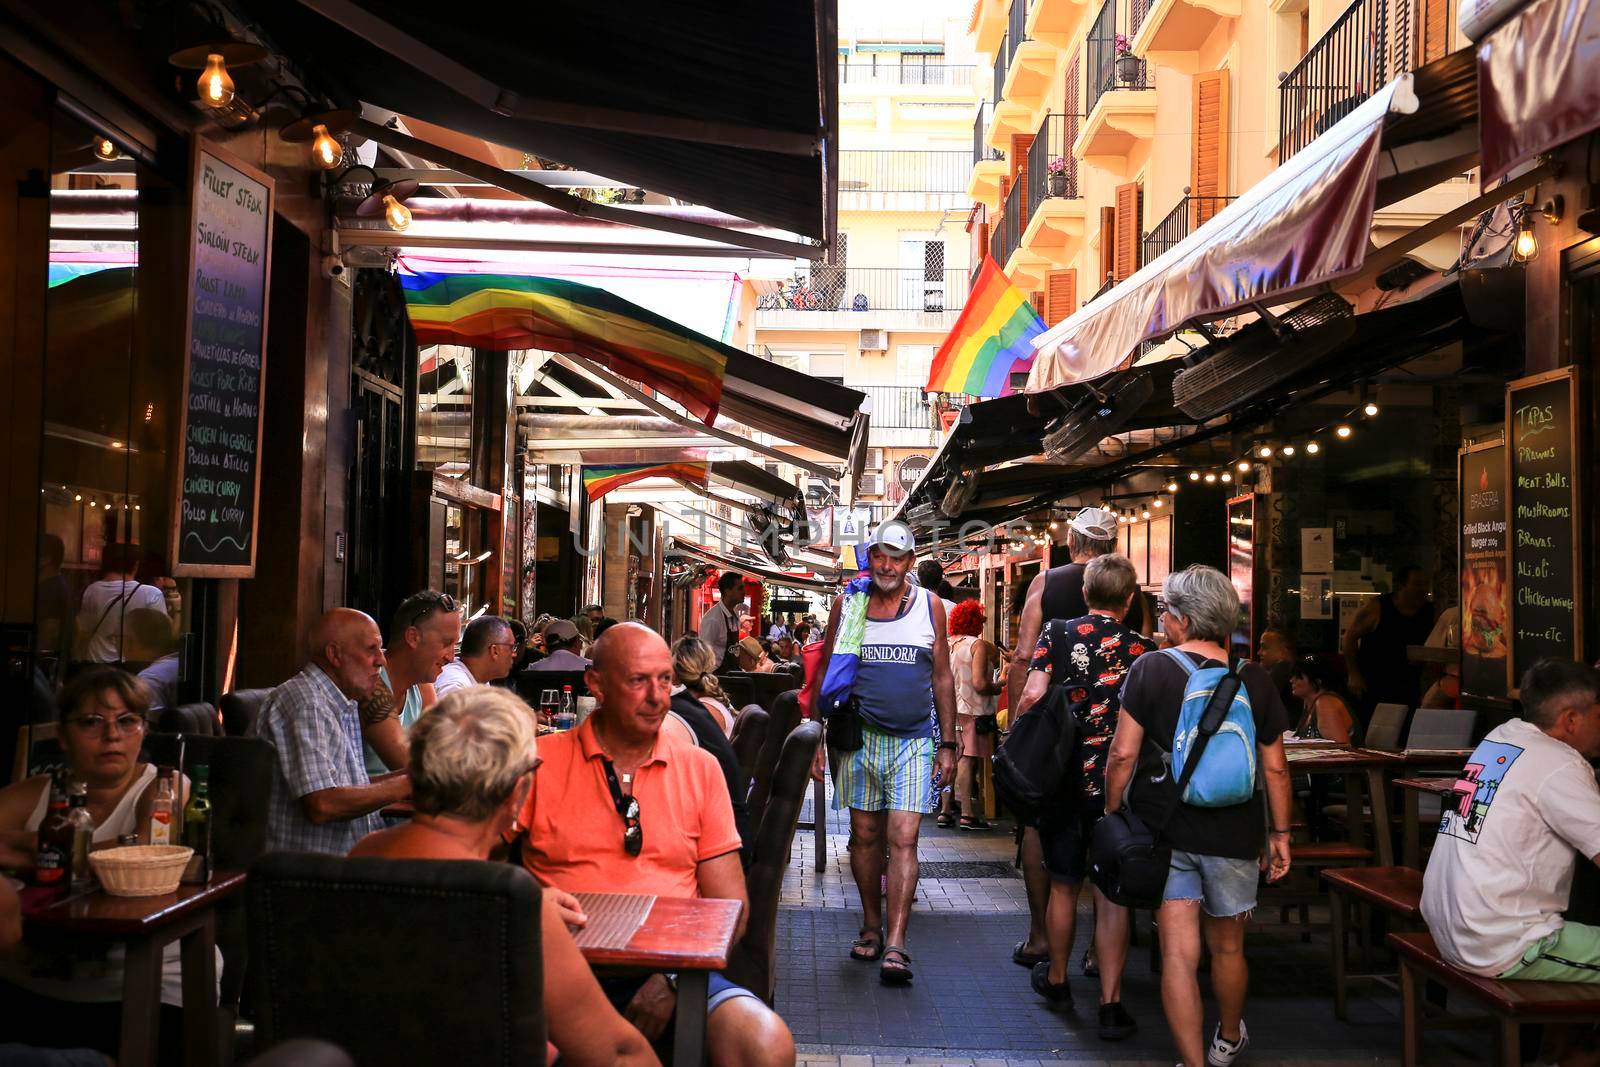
[35,776,71,889]
[66,781,95,893]
[181,764,212,883]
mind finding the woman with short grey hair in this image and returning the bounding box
[408,687,539,822]
[1103,565,1294,1067]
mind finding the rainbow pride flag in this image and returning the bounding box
[583,461,710,501]
[400,267,727,425]
[925,256,1047,397]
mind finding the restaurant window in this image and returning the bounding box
[35,102,191,691]
[418,344,475,478]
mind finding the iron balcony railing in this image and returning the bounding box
[973,101,1003,167]
[1085,0,1153,118]
[988,204,1007,268]
[839,151,970,194]
[859,385,937,430]
[757,268,969,313]
[1000,176,1024,267]
[1141,194,1238,265]
[992,33,1009,107]
[992,1,1030,104]
[1025,113,1080,222]
[840,62,975,85]
[1279,0,1454,160]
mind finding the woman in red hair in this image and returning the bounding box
[938,598,1003,829]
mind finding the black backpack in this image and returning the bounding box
[992,680,1080,821]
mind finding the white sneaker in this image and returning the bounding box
[1206,1020,1249,1066]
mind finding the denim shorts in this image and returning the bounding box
[1163,849,1260,917]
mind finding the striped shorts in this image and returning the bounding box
[833,725,935,813]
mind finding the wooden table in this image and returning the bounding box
[573,892,742,1067]
[1394,775,1467,868]
[1284,746,1405,867]
[22,871,245,1067]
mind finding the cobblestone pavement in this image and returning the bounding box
[773,781,1480,1065]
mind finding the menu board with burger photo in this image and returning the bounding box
[1459,439,1509,699]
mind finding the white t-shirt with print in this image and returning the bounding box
[432,658,480,697]
[1421,718,1600,975]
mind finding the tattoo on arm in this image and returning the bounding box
[357,680,397,728]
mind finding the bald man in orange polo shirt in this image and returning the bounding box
[513,622,795,1067]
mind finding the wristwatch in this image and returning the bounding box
[937,741,959,752]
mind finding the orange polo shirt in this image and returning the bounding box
[514,717,741,899]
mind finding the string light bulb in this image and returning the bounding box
[1306,440,1321,455]
[198,52,235,109]
[1165,480,1179,493]
[1220,472,1232,483]
[1153,497,1165,507]
[93,137,118,161]
[1237,460,1251,473]
[1049,520,1058,531]
[1282,444,1296,457]
[311,124,343,170]
[1513,213,1538,261]
[382,193,412,231]
[1258,445,1274,459]
[1141,509,1151,520]
[1188,471,1201,482]
[1203,472,1217,484]
[1363,400,1379,417]
[1335,424,1353,439]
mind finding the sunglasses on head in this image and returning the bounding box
[396,591,457,631]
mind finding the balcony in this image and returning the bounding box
[969,102,1008,209]
[1140,193,1237,265]
[1076,0,1157,162]
[999,176,1025,275]
[840,62,976,86]
[972,0,1011,56]
[840,152,969,193]
[756,268,968,314]
[1280,0,1455,161]
[1131,0,1241,72]
[995,1,1060,113]
[1016,114,1089,277]
[859,385,938,431]
[1028,0,1092,47]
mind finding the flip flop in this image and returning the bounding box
[880,945,914,984]
[850,928,884,962]
[1013,940,1047,968]
[936,812,955,828]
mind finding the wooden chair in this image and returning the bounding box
[1321,866,1424,1019]
[1390,929,1600,1066]
[220,688,273,737]
[249,854,545,1065]
[724,720,823,1003]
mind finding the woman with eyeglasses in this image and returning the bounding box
[353,686,658,1067]
[0,665,200,1060]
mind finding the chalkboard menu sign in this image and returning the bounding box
[172,143,273,577]
[1459,439,1509,699]
[1505,367,1582,688]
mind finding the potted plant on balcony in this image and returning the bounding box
[1114,34,1141,85]
[1047,156,1070,197]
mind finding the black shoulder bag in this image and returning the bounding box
[1088,661,1242,908]
[991,622,1081,820]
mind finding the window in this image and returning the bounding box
[809,352,847,380]
[896,345,936,388]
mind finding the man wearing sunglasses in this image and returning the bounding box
[511,622,795,1067]
[434,616,518,697]
[361,590,462,775]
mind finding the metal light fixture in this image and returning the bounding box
[168,40,267,111]
[281,109,356,172]
[1513,211,1538,261]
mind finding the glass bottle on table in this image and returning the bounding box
[66,781,95,893]
[181,764,212,883]
[34,775,71,890]
[147,766,175,846]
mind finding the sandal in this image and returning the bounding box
[936,812,955,829]
[1012,940,1047,968]
[849,928,884,962]
[960,815,990,830]
[879,945,914,984]
[1082,947,1099,977]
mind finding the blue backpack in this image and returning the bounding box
[1162,648,1257,807]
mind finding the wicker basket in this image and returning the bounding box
[89,845,193,897]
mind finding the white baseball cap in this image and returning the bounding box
[868,520,916,557]
[1068,506,1119,540]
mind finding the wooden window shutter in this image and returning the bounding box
[1113,183,1141,281]
[1044,269,1077,326]
[1098,205,1116,286]
[1189,70,1230,228]
[1009,134,1034,187]
[1029,290,1045,315]
[1421,0,1450,62]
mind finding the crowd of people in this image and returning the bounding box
[2,509,1597,1067]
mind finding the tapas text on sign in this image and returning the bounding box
[172,143,273,576]
[1505,367,1581,689]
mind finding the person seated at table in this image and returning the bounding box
[0,667,205,1060]
[352,687,658,1067]
[1422,658,1600,988]
[671,636,737,736]
[511,623,795,1067]
[1255,629,1300,724]
[253,609,412,855]
[771,635,803,670]
[1287,655,1357,744]
[125,608,181,715]
[360,590,462,775]
[435,616,518,697]
[526,619,592,672]
[735,637,775,674]
[0,878,113,1067]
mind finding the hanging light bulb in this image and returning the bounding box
[382,193,412,231]
[198,52,235,109]
[1282,444,1296,457]
[1048,520,1058,531]
[1237,460,1251,473]
[1220,472,1233,483]
[1513,213,1538,261]
[1258,445,1274,459]
[1363,400,1379,417]
[1306,440,1321,455]
[93,137,118,162]
[1141,509,1151,520]
[1188,471,1201,482]
[1335,424,1353,439]
[1165,480,1179,493]
[73,493,82,502]
[1153,496,1165,507]
[311,124,343,170]
[1203,472,1217,484]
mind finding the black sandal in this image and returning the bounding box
[879,945,914,984]
[850,928,884,962]
[1012,940,1047,968]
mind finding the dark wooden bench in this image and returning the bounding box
[1322,866,1424,1019]
[1390,929,1600,1066]
[1263,841,1376,938]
